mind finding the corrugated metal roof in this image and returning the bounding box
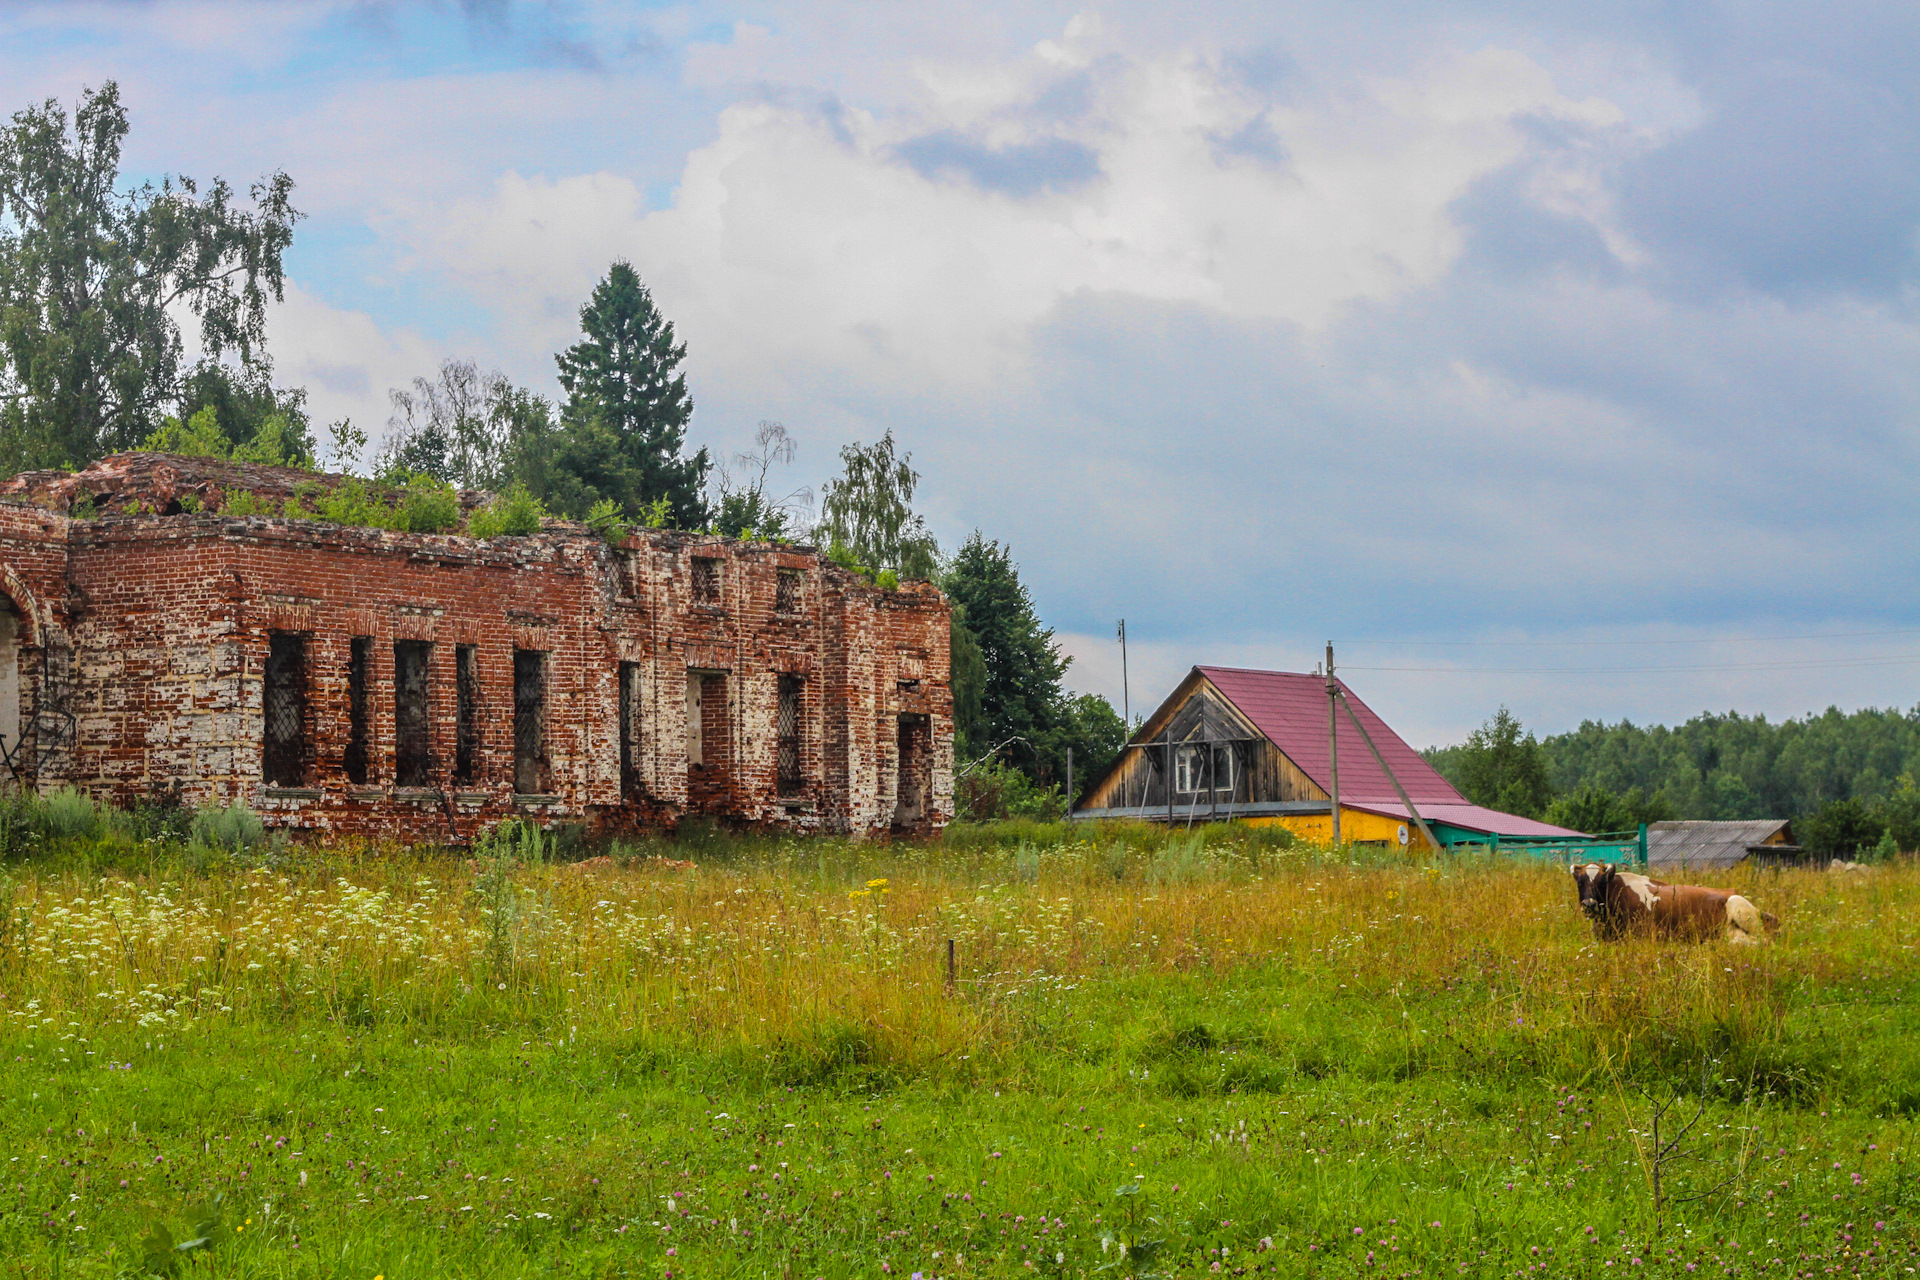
[1346,800,1584,840]
[1197,666,1466,806]
[1646,820,1794,871]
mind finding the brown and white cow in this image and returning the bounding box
[1570,863,1779,944]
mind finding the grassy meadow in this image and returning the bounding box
[1,816,1917,1278]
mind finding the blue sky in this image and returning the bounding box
[5,0,1918,745]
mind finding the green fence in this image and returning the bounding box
[1430,824,1647,866]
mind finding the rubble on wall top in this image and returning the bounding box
[0,453,947,602]
[0,451,491,519]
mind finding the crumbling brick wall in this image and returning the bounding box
[0,453,953,840]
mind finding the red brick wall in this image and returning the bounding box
[0,505,952,840]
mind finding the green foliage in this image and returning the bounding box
[143,399,310,470]
[219,487,266,517]
[954,757,1067,821]
[875,567,900,590]
[943,530,1124,793]
[1445,707,1554,819]
[311,476,393,527]
[393,473,460,533]
[1881,773,1920,852]
[1047,689,1130,802]
[0,82,299,472]
[174,359,316,466]
[825,538,872,580]
[468,483,547,538]
[1542,782,1675,835]
[142,406,228,458]
[638,494,673,530]
[548,261,710,527]
[1431,704,1920,822]
[583,496,629,545]
[325,416,368,472]
[137,1195,226,1276]
[816,428,938,579]
[377,359,551,490]
[0,846,1914,1275]
[43,785,108,841]
[1801,797,1885,860]
[189,801,265,855]
[948,603,989,757]
[713,421,808,541]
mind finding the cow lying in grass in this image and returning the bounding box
[1571,863,1779,945]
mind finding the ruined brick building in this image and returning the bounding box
[0,453,954,840]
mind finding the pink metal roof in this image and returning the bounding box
[1196,666,1467,805]
[1344,800,1584,840]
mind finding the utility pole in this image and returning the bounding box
[1326,640,1341,845]
[1065,746,1074,822]
[1117,619,1130,734]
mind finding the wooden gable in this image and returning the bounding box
[1079,669,1329,813]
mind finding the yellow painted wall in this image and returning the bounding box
[1244,806,1436,852]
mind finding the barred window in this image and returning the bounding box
[775,568,802,614]
[691,556,721,606]
[393,640,432,787]
[263,631,308,786]
[454,645,480,784]
[345,637,372,784]
[777,675,804,796]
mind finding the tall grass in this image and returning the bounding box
[3,824,1917,1276]
[3,827,1912,1103]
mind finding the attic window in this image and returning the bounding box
[1174,744,1236,795]
[691,557,722,607]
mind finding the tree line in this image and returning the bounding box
[0,82,1125,815]
[1426,705,1920,859]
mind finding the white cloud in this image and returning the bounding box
[398,26,1632,401]
[267,283,446,458]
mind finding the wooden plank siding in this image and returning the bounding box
[1080,673,1329,812]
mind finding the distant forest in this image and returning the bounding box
[1424,705,1920,857]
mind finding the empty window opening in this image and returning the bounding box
[263,631,310,787]
[684,670,703,766]
[775,568,802,614]
[345,636,372,784]
[393,640,433,787]
[893,714,931,832]
[686,670,732,812]
[777,675,804,796]
[514,649,550,794]
[454,645,480,784]
[691,556,722,606]
[619,662,643,798]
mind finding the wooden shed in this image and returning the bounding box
[1072,666,1578,849]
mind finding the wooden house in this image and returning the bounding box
[1645,820,1803,871]
[1071,666,1579,849]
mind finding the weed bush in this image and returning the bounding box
[189,800,266,854]
[467,483,547,538]
[43,785,109,840]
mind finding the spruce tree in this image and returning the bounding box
[552,261,710,525]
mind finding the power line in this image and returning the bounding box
[1342,653,1920,676]
[1336,629,1920,652]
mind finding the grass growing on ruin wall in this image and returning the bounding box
[0,819,1917,1276]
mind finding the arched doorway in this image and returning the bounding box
[0,596,20,770]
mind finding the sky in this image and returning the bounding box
[4,0,1918,747]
